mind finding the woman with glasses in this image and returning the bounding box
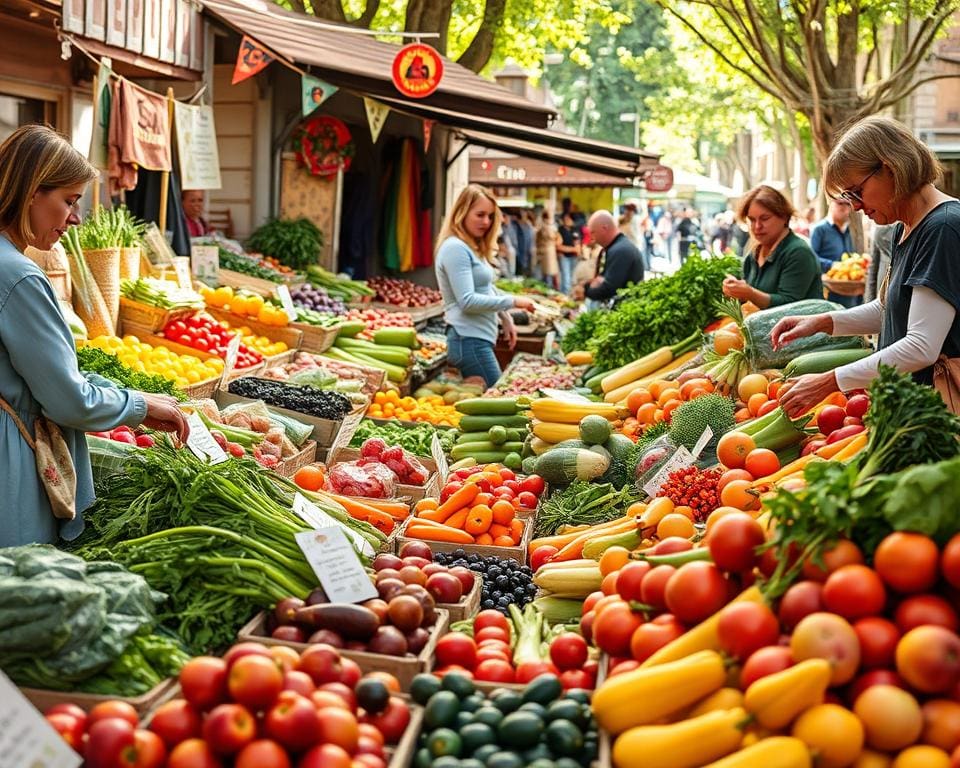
[722,185,823,308]
[772,116,960,417]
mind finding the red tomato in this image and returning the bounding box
[582,591,604,615]
[821,564,887,619]
[503,480,521,494]
[520,475,546,496]
[166,738,221,768]
[615,561,651,602]
[549,633,588,671]
[434,633,477,670]
[592,602,644,657]
[496,488,516,501]
[629,615,684,663]
[800,539,864,582]
[717,602,781,661]
[894,594,959,633]
[580,610,596,646]
[740,645,794,689]
[942,533,960,589]
[515,662,559,684]
[360,696,409,744]
[873,532,940,594]
[640,565,676,611]
[777,580,824,631]
[707,513,765,573]
[517,491,538,509]
[45,713,85,753]
[475,647,510,664]
[473,609,509,633]
[89,701,140,728]
[817,405,846,435]
[845,394,870,419]
[664,562,729,625]
[474,659,515,683]
[474,627,510,645]
[131,730,168,768]
[440,482,462,502]
[853,617,901,669]
[149,699,202,749]
[559,669,594,690]
[498,468,516,482]
[530,546,558,571]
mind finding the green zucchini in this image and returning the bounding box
[451,451,509,464]
[744,299,866,368]
[534,447,610,484]
[451,441,524,460]
[752,410,812,452]
[584,369,612,394]
[455,397,519,416]
[782,348,873,378]
[373,327,418,349]
[458,414,530,432]
[336,320,366,338]
[456,431,495,445]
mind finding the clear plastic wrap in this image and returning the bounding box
[325,461,397,498]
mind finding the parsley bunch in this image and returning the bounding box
[77,347,187,400]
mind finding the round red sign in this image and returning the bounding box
[392,43,444,99]
[645,164,674,193]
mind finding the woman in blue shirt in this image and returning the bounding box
[0,125,189,547]
[435,185,534,387]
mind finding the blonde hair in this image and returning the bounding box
[823,116,942,202]
[438,184,501,265]
[0,124,97,246]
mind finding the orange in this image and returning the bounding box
[657,388,681,407]
[662,399,682,423]
[720,479,760,511]
[626,387,653,414]
[636,402,658,425]
[657,513,696,539]
[747,392,769,416]
[734,407,752,423]
[679,378,711,400]
[294,465,325,492]
[672,505,696,520]
[647,380,669,401]
[718,468,754,493]
[744,448,780,479]
[491,500,515,525]
[716,431,756,469]
[599,546,631,576]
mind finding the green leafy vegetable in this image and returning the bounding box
[77,346,187,400]
[247,218,324,272]
[349,418,456,456]
[534,480,642,537]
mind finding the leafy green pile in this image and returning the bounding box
[349,418,456,457]
[534,480,642,538]
[563,252,740,369]
[247,217,324,272]
[77,346,187,400]
[73,632,190,696]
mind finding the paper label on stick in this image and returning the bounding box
[692,426,714,458]
[295,527,379,604]
[293,493,375,557]
[642,445,696,498]
[190,245,220,286]
[185,411,228,464]
[276,285,299,322]
[222,333,241,381]
[0,671,82,768]
[542,330,556,360]
[431,432,448,482]
[173,256,193,290]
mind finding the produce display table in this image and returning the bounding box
[823,277,865,296]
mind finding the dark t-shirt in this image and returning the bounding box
[558,225,580,251]
[880,200,960,384]
[585,233,644,301]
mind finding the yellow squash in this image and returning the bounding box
[743,658,831,730]
[530,420,582,443]
[612,707,748,768]
[701,736,812,768]
[565,350,594,365]
[601,347,676,393]
[530,398,620,423]
[687,687,746,718]
[593,650,727,734]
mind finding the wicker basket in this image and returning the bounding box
[823,278,865,297]
[119,298,197,333]
[295,323,340,354]
[119,246,141,281]
[84,247,122,328]
[46,269,70,302]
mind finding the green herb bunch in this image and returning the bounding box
[76,205,145,250]
[77,346,187,400]
[247,217,324,272]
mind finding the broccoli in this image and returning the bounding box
[668,394,736,450]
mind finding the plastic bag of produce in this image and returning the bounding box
[221,401,313,447]
[633,434,680,492]
[745,299,866,369]
[326,461,397,498]
[288,368,339,390]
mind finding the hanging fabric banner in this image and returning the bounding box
[423,119,435,152]
[232,35,274,85]
[301,75,338,117]
[88,57,113,169]
[363,97,390,143]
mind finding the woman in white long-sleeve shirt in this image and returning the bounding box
[773,117,960,417]
[435,185,534,387]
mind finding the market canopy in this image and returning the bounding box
[468,145,646,187]
[199,0,556,129]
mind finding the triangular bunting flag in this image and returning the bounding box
[364,97,390,143]
[232,35,274,85]
[301,75,338,117]
[423,119,435,152]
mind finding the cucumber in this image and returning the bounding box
[451,441,523,460]
[782,347,873,378]
[459,414,530,432]
[504,452,522,470]
[373,327,418,349]
[456,431,494,444]
[455,397,519,416]
[584,369,612,394]
[522,674,563,704]
[497,711,545,750]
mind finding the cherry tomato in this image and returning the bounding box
[515,661,559,683]
[942,533,960,589]
[853,617,900,669]
[707,513,765,573]
[664,562,729,625]
[777,580,824,631]
[717,601,780,661]
[800,539,864,582]
[592,601,644,656]
[821,564,887,619]
[473,610,509,633]
[549,633,588,671]
[640,565,676,611]
[520,475,546,496]
[559,669,594,690]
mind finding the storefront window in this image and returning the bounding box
[0,92,52,143]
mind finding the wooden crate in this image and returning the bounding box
[218,268,295,296]
[437,575,482,623]
[205,306,304,352]
[119,297,198,333]
[276,440,318,477]
[387,703,423,768]
[325,446,440,503]
[237,609,449,690]
[396,516,533,566]
[20,678,178,717]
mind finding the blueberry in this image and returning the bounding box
[452,548,467,558]
[497,595,512,608]
[487,566,502,579]
[496,575,510,589]
[467,554,480,564]
[513,587,527,600]
[481,599,496,609]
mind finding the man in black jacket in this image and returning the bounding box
[573,211,644,304]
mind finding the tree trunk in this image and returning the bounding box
[456,0,507,73]
[307,0,347,22]
[405,0,453,54]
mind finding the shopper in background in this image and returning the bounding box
[435,184,535,388]
[520,210,537,278]
[723,184,823,308]
[773,116,960,415]
[535,210,560,290]
[557,212,582,294]
[0,125,189,547]
[181,189,213,238]
[572,210,644,304]
[810,198,861,307]
[864,224,895,304]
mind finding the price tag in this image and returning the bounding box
[692,426,714,459]
[221,333,241,382]
[642,445,696,498]
[295,527,379,604]
[540,388,592,403]
[190,245,220,286]
[293,493,375,557]
[276,284,299,323]
[173,256,193,290]
[185,411,228,464]
[541,330,557,361]
[0,672,82,767]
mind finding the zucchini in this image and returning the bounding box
[781,348,873,378]
[455,397,519,416]
[584,369,612,394]
[459,414,529,432]
[336,320,366,338]
[450,451,509,464]
[752,410,812,452]
[451,441,524,460]
[372,327,418,349]
[534,447,610,484]
[456,431,494,444]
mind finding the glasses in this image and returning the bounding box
[837,166,881,205]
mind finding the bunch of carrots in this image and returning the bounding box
[404,483,526,547]
[319,492,410,536]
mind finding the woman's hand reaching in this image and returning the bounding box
[141,393,190,443]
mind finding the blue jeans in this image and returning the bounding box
[446,329,502,388]
[560,256,577,294]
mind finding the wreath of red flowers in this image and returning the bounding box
[294,115,355,176]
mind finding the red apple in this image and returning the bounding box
[398,565,427,587]
[296,644,343,686]
[401,556,431,569]
[45,703,87,730]
[167,738,222,768]
[223,642,272,668]
[228,654,284,712]
[895,625,960,693]
[319,682,357,712]
[201,703,256,756]
[372,553,403,571]
[131,729,167,768]
[234,739,291,768]
[86,718,136,768]
[148,699,202,749]
[448,566,476,595]
[298,744,353,768]
[281,670,316,697]
[264,692,320,751]
[179,656,228,711]
[421,563,448,577]
[425,572,463,604]
[398,541,432,560]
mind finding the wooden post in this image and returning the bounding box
[91,72,101,212]
[158,87,175,234]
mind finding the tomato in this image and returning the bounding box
[717,602,780,661]
[822,564,887,619]
[593,602,644,656]
[530,545,557,571]
[854,617,901,669]
[740,645,794,689]
[87,718,137,768]
[498,468,516,482]
[559,669,594,690]
[817,405,846,435]
[503,480,521,494]
[475,647,510,664]
[664,562,729,625]
[629,615,684,663]
[131,730,168,768]
[894,594,959,633]
[580,610,596,645]
[845,394,870,419]
[744,448,779,479]
[707,513,765,572]
[549,633,588,671]
[473,609,509,633]
[440,481,462,502]
[89,701,140,728]
[474,659,515,683]
[873,532,940,594]
[942,533,960,589]
[778,580,825,631]
[45,713,85,752]
[800,539,864,582]
[517,491,538,509]
[474,627,510,645]
[520,475,545,496]
[608,660,641,678]
[360,696,409,743]
[515,661,559,683]
[434,633,477,670]
[640,565,676,611]
[615,561,651,602]
[149,699,202,749]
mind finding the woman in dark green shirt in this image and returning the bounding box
[722,185,823,308]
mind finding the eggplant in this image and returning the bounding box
[294,603,380,641]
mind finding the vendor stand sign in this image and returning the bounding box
[173,101,222,190]
[646,165,674,194]
[392,43,444,99]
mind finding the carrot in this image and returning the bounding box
[432,483,480,523]
[405,522,474,544]
[552,518,638,562]
[815,432,865,459]
[527,515,632,555]
[328,493,409,521]
[446,509,470,530]
[328,495,396,534]
[750,454,816,487]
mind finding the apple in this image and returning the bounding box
[895,625,960,693]
[421,563,448,577]
[234,739,292,768]
[85,718,136,768]
[310,690,351,712]
[401,556,431,569]
[271,625,306,643]
[166,738,222,768]
[179,657,230,711]
[298,744,353,768]
[791,612,861,685]
[397,565,427,587]
[374,568,401,583]
[425,572,463,604]
[448,566,476,595]
[375,578,406,601]
[201,703,257,756]
[307,629,344,647]
[223,642,272,668]
[268,646,300,673]
[281,670,316,697]
[264,692,320,751]
[398,541,432,560]
[45,713,85,752]
[88,700,139,728]
[372,553,402,571]
[45,703,87,730]
[228,654,284,712]
[148,699,202,749]
[319,682,357,712]
[296,644,343,686]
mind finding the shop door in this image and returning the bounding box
[0,90,55,142]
